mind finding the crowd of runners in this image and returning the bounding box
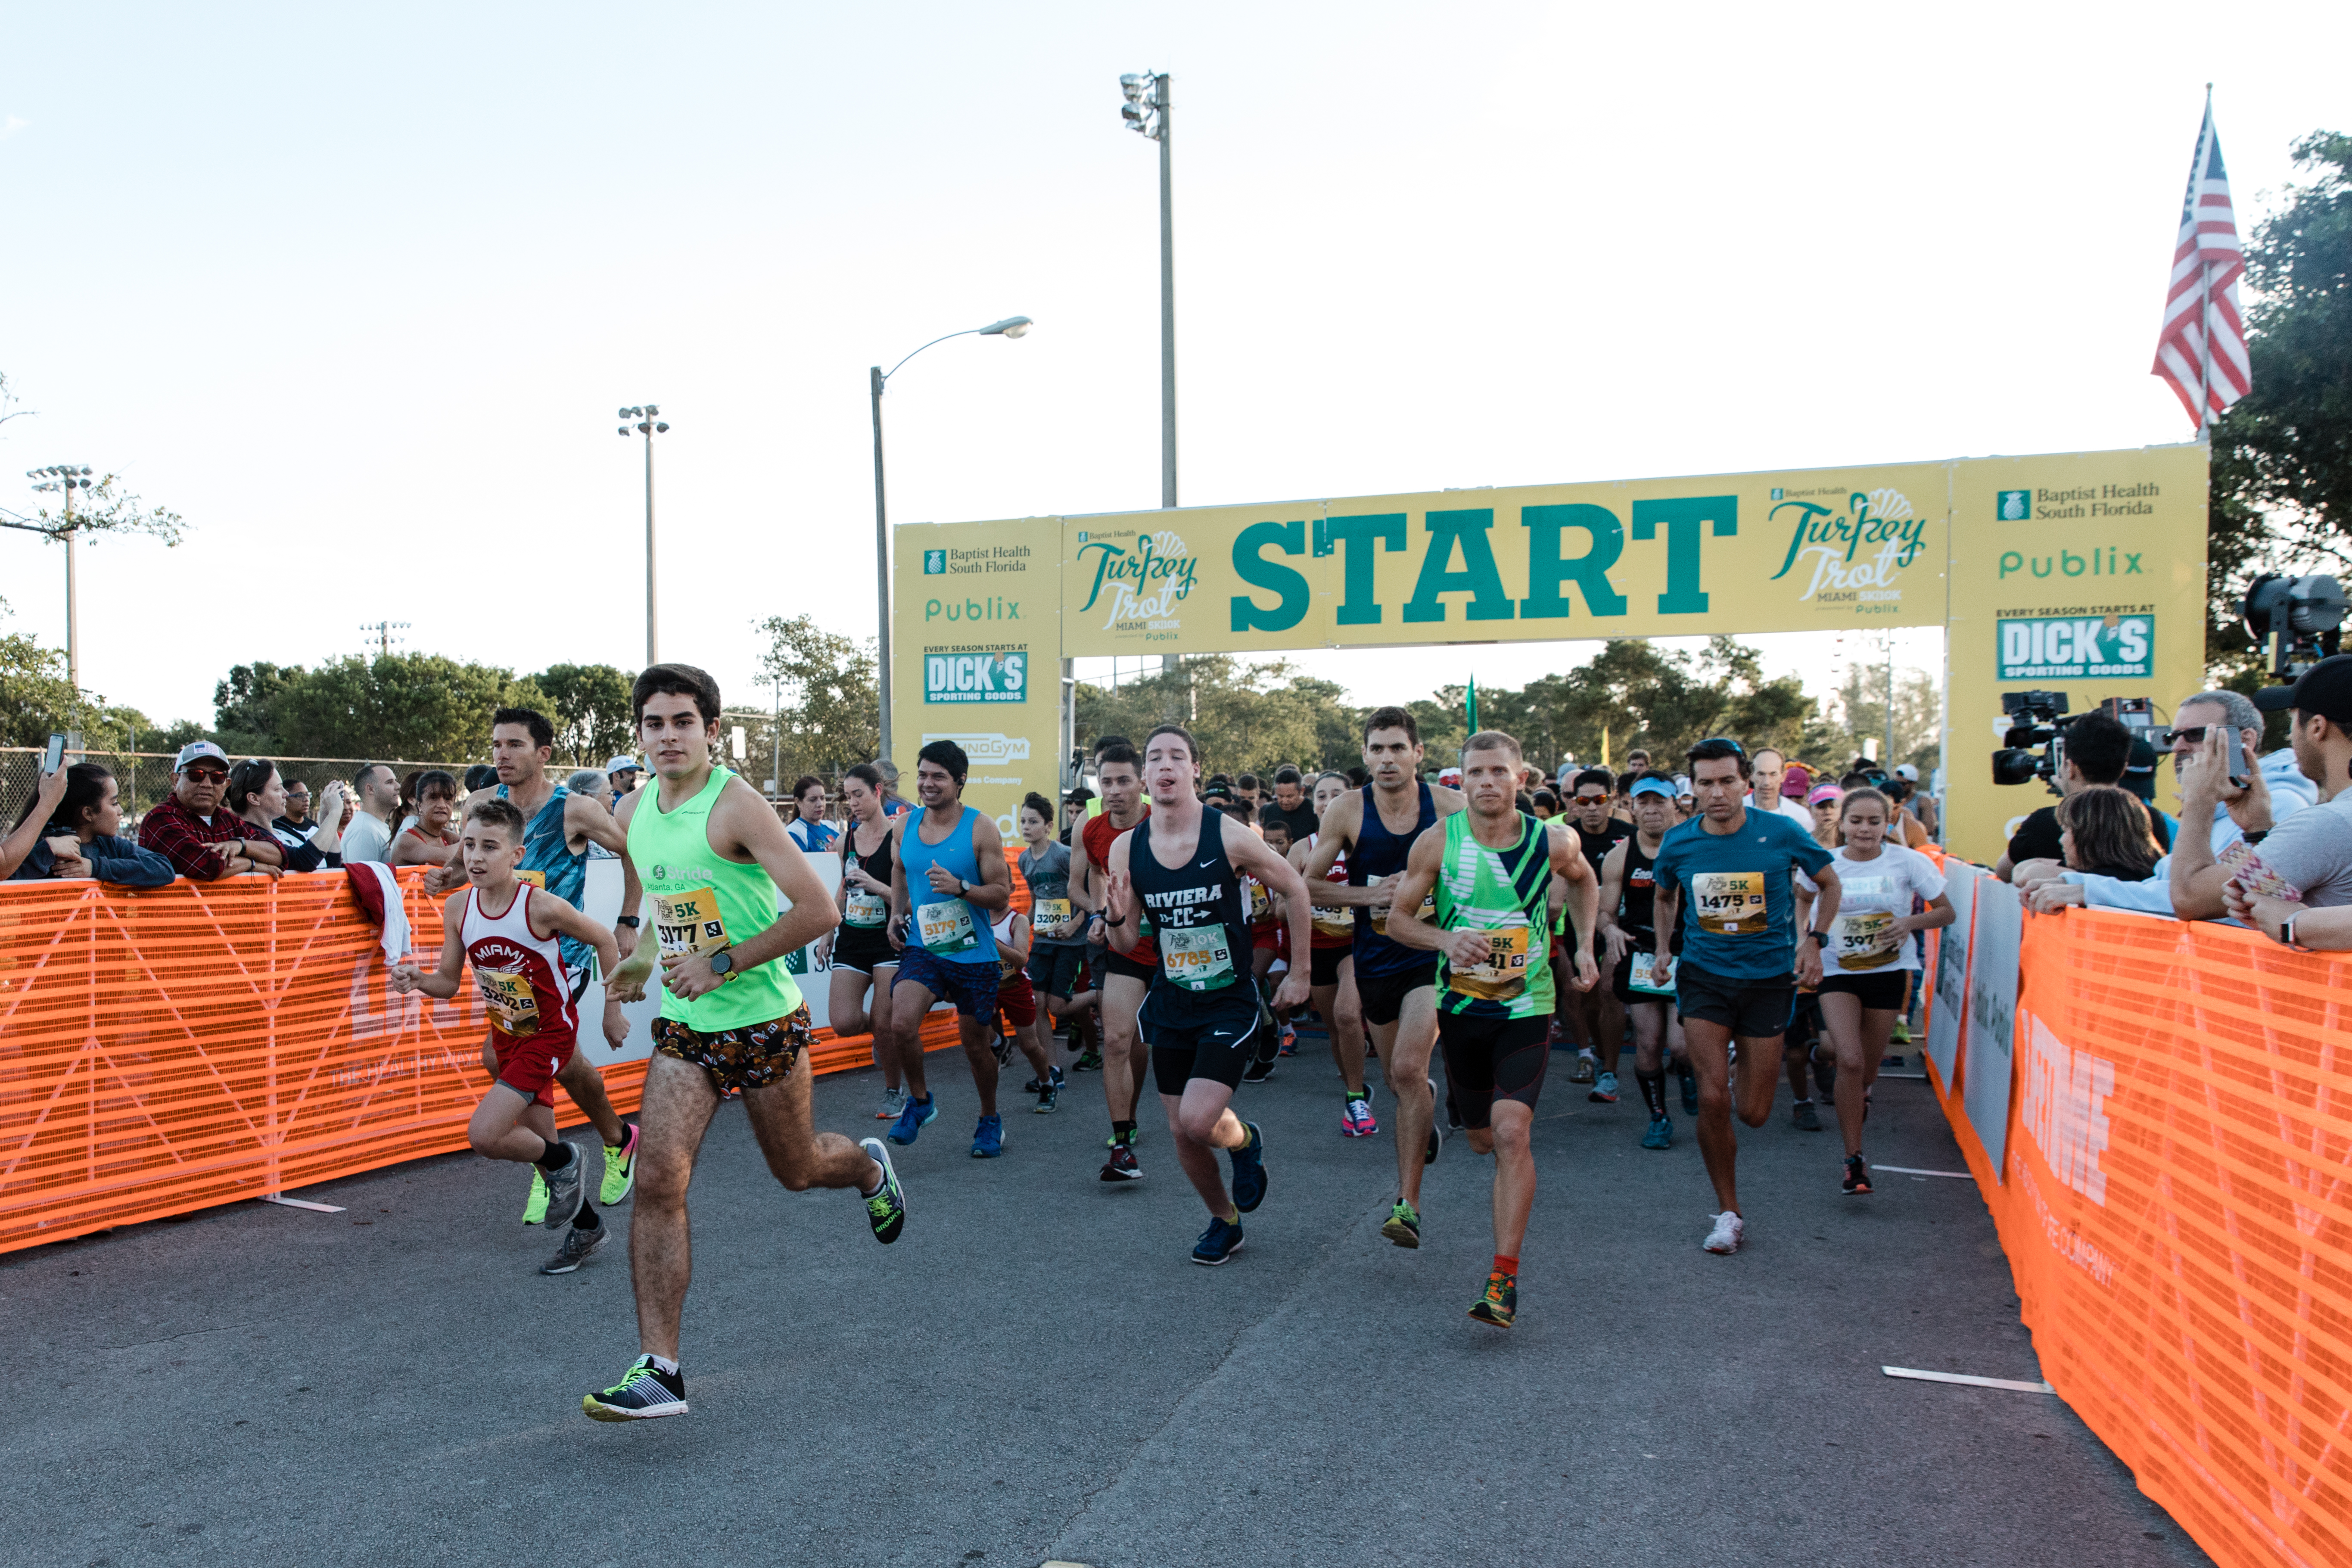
[389,660,1952,1421]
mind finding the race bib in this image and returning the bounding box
[1447,919,1531,1002]
[475,968,540,1036]
[1033,896,1073,929]
[917,897,979,954]
[653,886,728,958]
[1690,871,1767,936]
[515,870,547,890]
[845,886,889,928]
[1159,924,1239,992]
[1312,901,1353,939]
[1245,881,1271,926]
[1627,950,1676,997]
[1371,890,1437,936]
[1832,910,1899,971]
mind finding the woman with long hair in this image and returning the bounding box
[6,762,174,885]
[2057,785,2164,881]
[386,770,460,868]
[229,759,348,872]
[1802,787,1954,1196]
[830,763,905,1121]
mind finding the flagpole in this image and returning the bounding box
[2196,83,2215,441]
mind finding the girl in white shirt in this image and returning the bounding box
[1797,787,1954,1195]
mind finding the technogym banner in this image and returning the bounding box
[892,445,2207,863]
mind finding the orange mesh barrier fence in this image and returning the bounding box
[1928,904,2352,1568]
[0,868,977,1254]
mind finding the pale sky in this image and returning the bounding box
[3,3,2346,736]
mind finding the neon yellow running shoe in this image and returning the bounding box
[1380,1200,1421,1249]
[522,1167,549,1226]
[600,1123,640,1206]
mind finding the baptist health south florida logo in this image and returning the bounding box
[1765,488,1930,601]
[924,550,947,575]
[924,649,1027,704]
[1073,529,1198,631]
[1998,490,2031,521]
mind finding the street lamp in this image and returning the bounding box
[869,317,1033,762]
[6,466,96,691]
[1120,71,1176,513]
[617,406,671,666]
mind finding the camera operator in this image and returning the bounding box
[2214,656,2352,943]
[1995,711,2171,882]
[2016,689,2315,917]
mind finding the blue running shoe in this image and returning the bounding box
[1642,1114,1674,1150]
[1191,1215,1245,1266]
[1228,1121,1267,1213]
[971,1114,1005,1158]
[887,1092,937,1146]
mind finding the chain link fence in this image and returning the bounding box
[0,747,571,833]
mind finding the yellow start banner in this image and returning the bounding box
[893,445,2207,864]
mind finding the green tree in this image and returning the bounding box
[213,661,304,750]
[274,653,535,762]
[2209,131,2352,669]
[0,604,148,750]
[1075,657,1362,776]
[528,662,637,765]
[1826,661,1943,775]
[755,614,880,779]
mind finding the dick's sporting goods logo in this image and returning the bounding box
[925,647,1027,703]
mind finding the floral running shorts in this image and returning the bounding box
[653,1005,815,1098]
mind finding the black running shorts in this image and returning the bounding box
[1094,949,1155,992]
[1818,970,1908,1010]
[1309,943,1346,989]
[1025,943,1088,999]
[1437,1012,1550,1130]
[1143,996,1263,1096]
[1673,963,1796,1039]
[1354,958,1437,1027]
[831,923,897,976]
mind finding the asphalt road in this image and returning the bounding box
[10,1039,2212,1568]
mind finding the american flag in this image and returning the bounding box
[2151,93,2248,430]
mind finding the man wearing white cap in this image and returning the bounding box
[605,756,642,809]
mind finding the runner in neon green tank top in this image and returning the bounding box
[1386,729,1599,1329]
[585,663,908,1424]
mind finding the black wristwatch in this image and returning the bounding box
[615,915,641,928]
[1809,930,1829,948]
[708,949,735,977]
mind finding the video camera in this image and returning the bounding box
[1991,693,2156,793]
[2243,573,2347,681]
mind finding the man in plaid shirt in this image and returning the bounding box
[137,741,290,880]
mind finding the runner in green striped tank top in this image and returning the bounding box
[586,664,908,1426]
[1383,730,1599,1331]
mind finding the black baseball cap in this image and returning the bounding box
[2253,654,2352,725]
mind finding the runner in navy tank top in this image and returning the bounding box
[1302,706,1465,1240]
[1101,724,1314,1266]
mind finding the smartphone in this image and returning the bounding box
[43,733,65,774]
[2224,727,2249,790]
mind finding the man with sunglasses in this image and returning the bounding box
[137,740,292,880]
[1558,769,1630,1096]
[1650,736,1839,1256]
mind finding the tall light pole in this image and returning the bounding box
[1122,72,1179,684]
[617,406,669,666]
[12,466,95,691]
[869,316,1033,762]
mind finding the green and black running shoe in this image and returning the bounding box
[1381,1200,1422,1249]
[521,1167,548,1226]
[1468,1270,1517,1328]
[860,1137,906,1243]
[582,1355,687,1422]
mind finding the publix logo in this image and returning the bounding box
[1767,488,1930,601]
[1074,529,1198,630]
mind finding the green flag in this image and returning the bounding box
[1465,674,1478,736]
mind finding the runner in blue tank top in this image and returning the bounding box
[1303,706,1465,1238]
[421,706,645,1231]
[883,739,1015,1157]
[1101,723,1314,1265]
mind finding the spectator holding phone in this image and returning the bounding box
[2217,656,2352,945]
[137,740,289,880]
[7,762,175,886]
[2019,688,2315,915]
[1,756,77,881]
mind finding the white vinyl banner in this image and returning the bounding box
[1926,862,1982,1089]
[1961,877,2023,1181]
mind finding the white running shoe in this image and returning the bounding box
[1703,1210,1744,1254]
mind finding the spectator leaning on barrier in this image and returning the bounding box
[343,762,400,864]
[230,758,348,872]
[2055,786,2164,882]
[276,779,316,842]
[2016,688,2315,916]
[6,762,176,886]
[137,741,289,880]
[2216,655,2352,946]
[387,770,462,868]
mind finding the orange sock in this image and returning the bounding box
[1493,1254,1518,1277]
